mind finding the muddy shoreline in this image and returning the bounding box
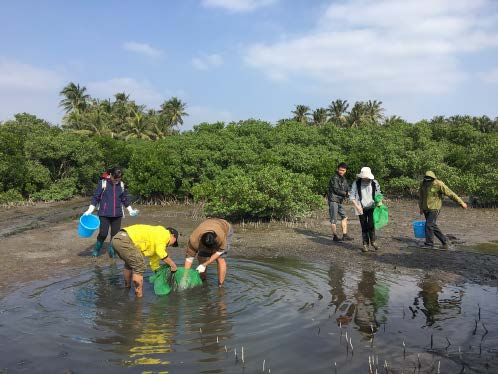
[1,198,497,298]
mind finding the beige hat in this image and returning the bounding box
[357,166,374,180]
[424,170,436,179]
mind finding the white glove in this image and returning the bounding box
[126,206,138,216]
[84,205,95,215]
[196,264,206,273]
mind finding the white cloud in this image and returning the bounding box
[87,77,164,107]
[0,59,65,124]
[192,54,224,70]
[244,0,498,95]
[202,0,277,12]
[0,59,63,91]
[122,41,163,58]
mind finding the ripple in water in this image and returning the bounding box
[0,257,497,373]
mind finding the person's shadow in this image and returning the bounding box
[294,228,357,251]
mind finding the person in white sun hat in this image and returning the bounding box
[350,167,382,253]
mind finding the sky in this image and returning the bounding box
[1,0,498,131]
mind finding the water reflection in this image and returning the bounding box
[0,258,497,374]
[411,275,463,327]
[331,269,390,339]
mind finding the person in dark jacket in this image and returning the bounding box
[327,162,353,242]
[83,167,138,257]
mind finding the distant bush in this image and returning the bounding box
[0,189,24,204]
[31,178,78,201]
[1,113,497,219]
[192,165,323,220]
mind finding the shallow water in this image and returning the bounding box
[1,257,498,373]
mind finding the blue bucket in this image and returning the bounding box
[78,214,100,238]
[412,221,426,239]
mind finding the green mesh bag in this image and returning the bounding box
[373,194,389,230]
[149,265,172,295]
[171,267,203,291]
[149,266,203,295]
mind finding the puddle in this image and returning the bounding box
[1,258,498,373]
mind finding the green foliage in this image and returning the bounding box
[0,189,24,204]
[31,178,77,201]
[192,165,323,220]
[1,97,498,217]
[126,139,182,199]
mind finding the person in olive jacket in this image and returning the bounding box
[327,162,353,242]
[419,171,467,249]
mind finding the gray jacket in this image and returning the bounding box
[327,173,349,203]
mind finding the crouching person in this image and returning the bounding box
[184,218,233,287]
[111,224,179,297]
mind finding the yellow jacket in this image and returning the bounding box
[124,225,171,271]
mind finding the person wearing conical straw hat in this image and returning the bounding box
[419,170,467,250]
[350,167,382,253]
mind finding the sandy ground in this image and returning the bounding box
[1,197,497,298]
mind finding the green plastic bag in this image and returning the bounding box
[373,194,389,230]
[148,265,203,295]
[171,267,203,292]
[149,265,172,295]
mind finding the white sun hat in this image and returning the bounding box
[357,166,374,180]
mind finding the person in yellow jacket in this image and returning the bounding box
[184,218,233,287]
[111,225,179,297]
[419,171,467,249]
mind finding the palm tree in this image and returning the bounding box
[118,107,153,140]
[159,97,188,129]
[291,105,310,124]
[383,115,403,126]
[365,100,384,124]
[114,92,130,103]
[327,99,349,127]
[111,92,133,133]
[59,82,90,113]
[312,108,328,127]
[347,101,367,128]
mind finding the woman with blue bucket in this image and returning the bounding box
[83,167,139,258]
[418,170,467,250]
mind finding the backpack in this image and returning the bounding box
[100,179,125,195]
[356,179,376,203]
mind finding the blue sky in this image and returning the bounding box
[1,0,498,131]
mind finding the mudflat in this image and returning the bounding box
[1,197,497,298]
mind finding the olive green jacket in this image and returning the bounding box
[419,179,465,211]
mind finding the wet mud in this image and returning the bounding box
[0,198,497,298]
[1,198,498,373]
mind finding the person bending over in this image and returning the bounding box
[184,218,233,287]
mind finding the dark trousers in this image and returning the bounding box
[97,216,122,242]
[359,207,375,244]
[423,210,447,245]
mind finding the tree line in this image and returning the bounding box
[0,82,497,220]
